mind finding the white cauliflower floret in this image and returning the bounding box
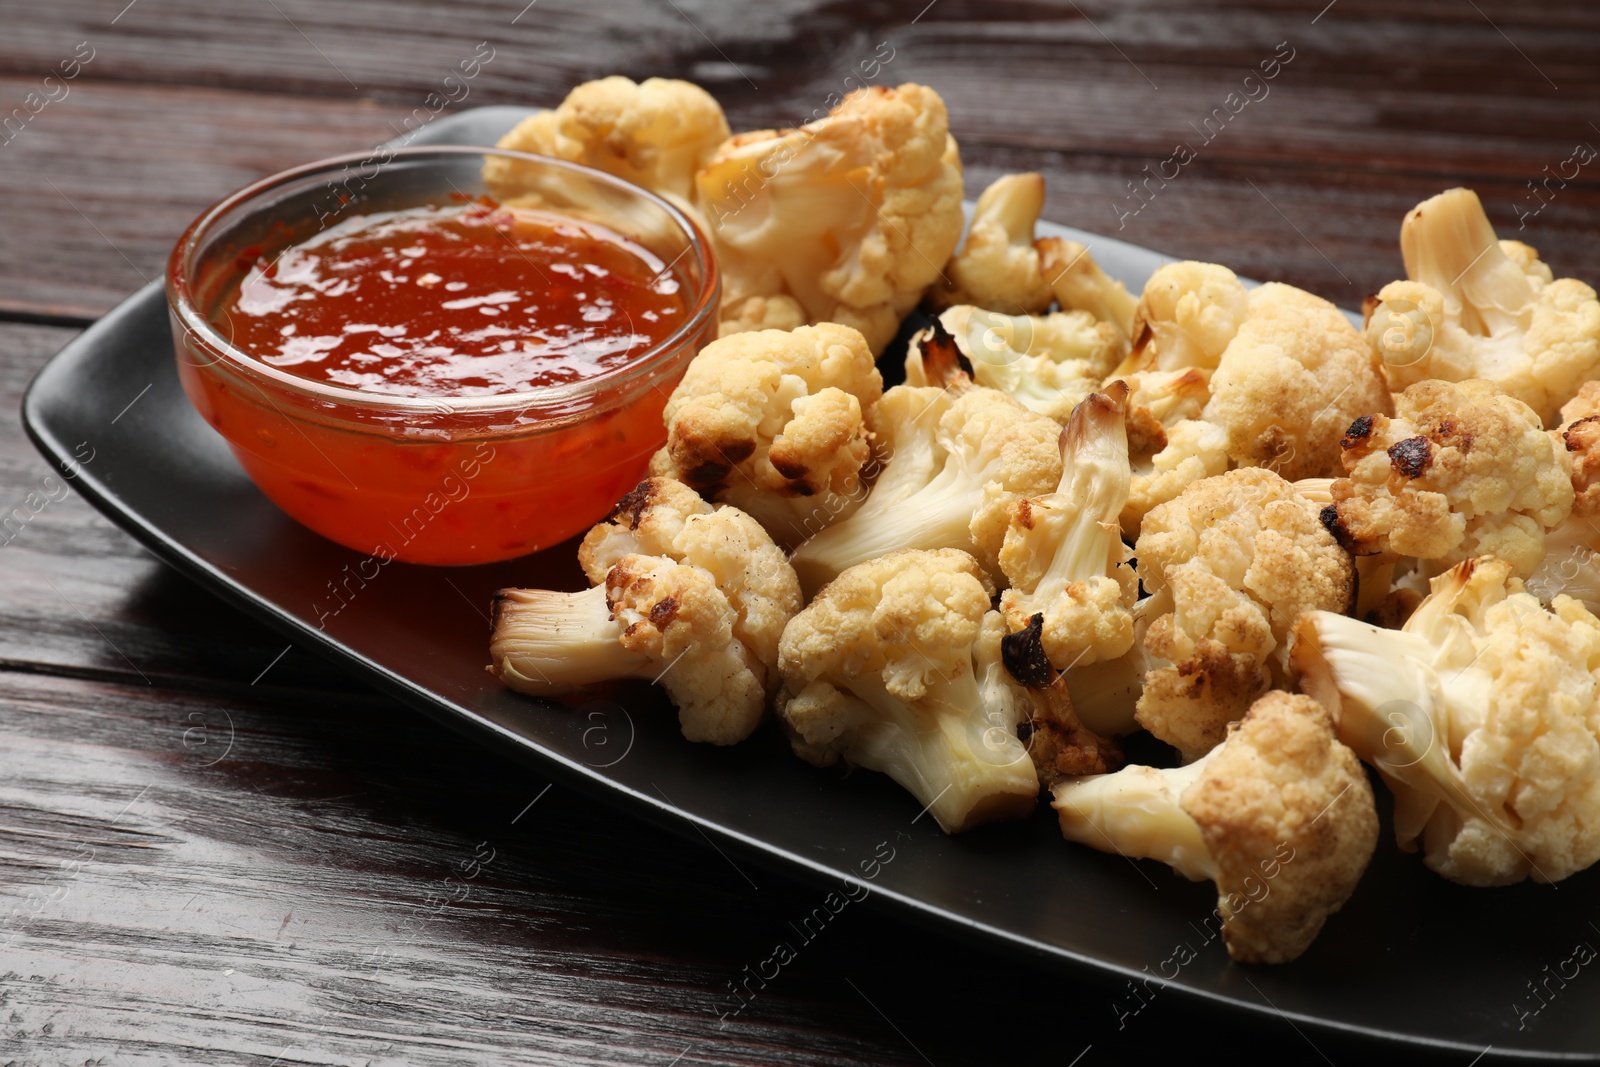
[933,172,1054,314]
[997,384,1137,673]
[1202,284,1393,481]
[696,83,965,354]
[1527,383,1600,613]
[1117,368,1230,538]
[1053,691,1378,964]
[716,294,807,338]
[904,305,1121,423]
[1036,237,1139,353]
[789,385,1062,592]
[1367,187,1600,425]
[1295,557,1600,886]
[486,76,730,210]
[647,324,882,548]
[1135,468,1355,763]
[1107,266,1260,533]
[1321,378,1574,578]
[490,478,802,745]
[1123,261,1251,375]
[775,549,1039,832]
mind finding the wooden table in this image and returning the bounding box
[2,2,1596,1063]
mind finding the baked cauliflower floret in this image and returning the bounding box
[1367,187,1600,425]
[1122,261,1251,376]
[1294,557,1600,886]
[1052,691,1378,964]
[933,172,1054,314]
[775,549,1039,832]
[647,324,882,548]
[489,478,802,745]
[1321,379,1574,578]
[1117,367,1230,539]
[486,76,730,209]
[789,385,1062,592]
[1036,237,1139,353]
[1528,384,1600,613]
[1202,284,1392,481]
[904,305,1121,423]
[716,294,807,339]
[1560,381,1600,516]
[1135,468,1355,763]
[998,384,1137,673]
[696,83,965,354]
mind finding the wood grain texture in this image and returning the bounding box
[4,1,1600,318]
[3,1,1600,1063]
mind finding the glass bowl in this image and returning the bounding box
[167,146,719,565]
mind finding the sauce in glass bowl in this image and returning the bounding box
[169,147,719,566]
[220,201,686,397]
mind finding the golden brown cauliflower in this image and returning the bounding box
[1036,237,1139,352]
[647,324,882,548]
[486,76,730,209]
[1124,261,1251,375]
[998,385,1137,673]
[788,385,1063,592]
[775,548,1040,833]
[1322,379,1574,578]
[696,84,965,354]
[1134,468,1355,763]
[1295,557,1600,886]
[1116,368,1231,539]
[1366,188,1600,426]
[1527,383,1600,612]
[489,478,802,745]
[1202,284,1392,481]
[903,304,1121,423]
[1052,691,1377,964]
[932,172,1054,314]
[1560,381,1600,516]
[716,294,807,338]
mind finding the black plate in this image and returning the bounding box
[23,107,1600,1062]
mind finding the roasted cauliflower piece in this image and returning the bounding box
[696,83,965,354]
[775,549,1040,832]
[1202,284,1392,481]
[1321,379,1574,578]
[486,76,730,209]
[1134,468,1355,763]
[716,294,807,338]
[788,385,1063,592]
[932,172,1054,314]
[1122,260,1251,376]
[904,305,1121,423]
[998,384,1137,673]
[1036,237,1139,353]
[648,323,882,548]
[489,478,802,745]
[1526,383,1600,614]
[1117,368,1231,538]
[1366,188,1600,426]
[1295,557,1600,886]
[1053,691,1378,964]
[1561,381,1600,516]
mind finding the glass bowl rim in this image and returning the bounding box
[166,144,720,417]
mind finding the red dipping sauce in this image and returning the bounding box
[223,202,686,396]
[171,153,718,567]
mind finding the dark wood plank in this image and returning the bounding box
[0,667,1340,1066]
[0,323,365,693]
[4,2,1600,318]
